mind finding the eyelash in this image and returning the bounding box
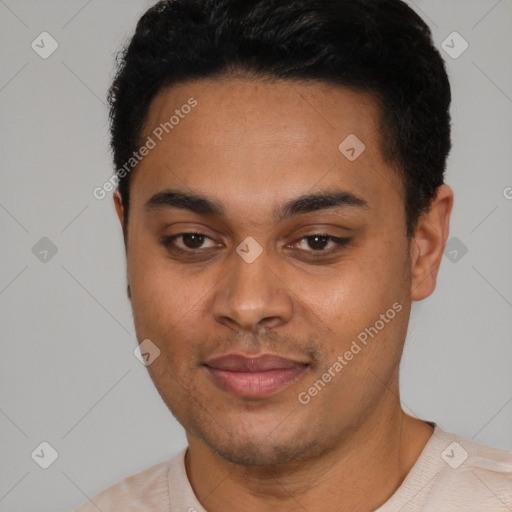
[161,232,352,257]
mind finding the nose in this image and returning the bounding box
[211,247,294,333]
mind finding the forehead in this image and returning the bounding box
[130,77,403,221]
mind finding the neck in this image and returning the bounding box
[185,398,434,512]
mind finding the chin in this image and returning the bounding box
[191,415,320,467]
[158,378,328,466]
[209,437,313,467]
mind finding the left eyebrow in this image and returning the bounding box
[273,190,370,223]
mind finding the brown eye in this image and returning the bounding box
[181,233,206,249]
[293,234,352,253]
[305,234,330,250]
[161,232,219,253]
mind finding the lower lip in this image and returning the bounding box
[205,365,308,399]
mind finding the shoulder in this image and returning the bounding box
[428,426,512,508]
[378,424,512,511]
[74,449,187,512]
[434,426,512,476]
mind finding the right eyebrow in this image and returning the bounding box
[144,189,225,217]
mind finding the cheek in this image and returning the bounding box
[304,239,406,313]
[128,261,207,384]
[126,245,209,339]
[305,238,409,352]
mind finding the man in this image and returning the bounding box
[78,0,512,510]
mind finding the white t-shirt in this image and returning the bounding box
[75,423,512,511]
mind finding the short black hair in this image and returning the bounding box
[108,0,451,238]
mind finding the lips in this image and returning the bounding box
[203,354,309,399]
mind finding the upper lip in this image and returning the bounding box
[204,354,309,372]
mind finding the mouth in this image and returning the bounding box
[203,354,310,399]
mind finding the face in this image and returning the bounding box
[116,77,416,466]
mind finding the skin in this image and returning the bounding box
[114,76,453,512]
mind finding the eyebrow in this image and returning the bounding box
[275,189,369,222]
[144,188,369,222]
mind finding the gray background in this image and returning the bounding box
[0,0,511,510]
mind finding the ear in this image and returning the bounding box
[410,184,454,301]
[113,190,131,299]
[113,189,129,251]
[113,190,125,228]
